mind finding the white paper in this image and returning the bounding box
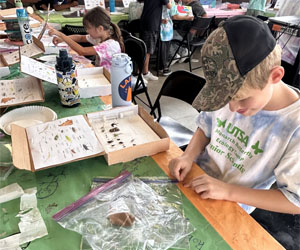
[85,0,105,10]
[122,0,135,8]
[0,183,24,204]
[20,55,57,84]
[0,67,10,78]
[0,185,48,249]
[0,77,43,107]
[26,115,104,170]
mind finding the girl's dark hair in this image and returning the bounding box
[83,7,125,52]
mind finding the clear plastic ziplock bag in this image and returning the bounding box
[53,171,195,250]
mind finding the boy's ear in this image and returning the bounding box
[269,66,284,84]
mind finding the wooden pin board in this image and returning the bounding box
[0,36,45,67]
[11,105,170,171]
[87,105,170,165]
[0,76,45,108]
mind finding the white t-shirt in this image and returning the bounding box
[196,88,300,213]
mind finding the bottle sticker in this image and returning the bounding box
[118,75,131,102]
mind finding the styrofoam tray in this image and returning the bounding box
[0,106,57,135]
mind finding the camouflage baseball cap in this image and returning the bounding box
[192,15,276,111]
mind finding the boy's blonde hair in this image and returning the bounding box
[242,44,282,90]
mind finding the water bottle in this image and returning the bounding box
[16,8,32,45]
[111,53,132,107]
[14,0,22,8]
[56,49,80,107]
[0,0,7,10]
[109,0,115,12]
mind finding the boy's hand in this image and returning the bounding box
[184,174,231,200]
[168,155,193,181]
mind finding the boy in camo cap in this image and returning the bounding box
[169,15,300,214]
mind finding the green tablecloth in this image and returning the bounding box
[0,67,231,250]
[37,11,128,27]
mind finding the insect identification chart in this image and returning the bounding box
[0,77,43,107]
[26,115,104,170]
[20,56,57,84]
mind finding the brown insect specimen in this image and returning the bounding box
[59,119,73,126]
[109,127,120,133]
[1,97,15,103]
[108,213,135,227]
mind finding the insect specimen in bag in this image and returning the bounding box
[72,127,76,132]
[54,135,59,140]
[65,135,71,142]
[107,140,113,144]
[71,149,76,154]
[59,119,73,126]
[111,122,117,127]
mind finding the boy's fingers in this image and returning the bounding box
[173,167,181,181]
[183,180,191,187]
[179,167,189,181]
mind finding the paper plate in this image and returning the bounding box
[0,106,57,135]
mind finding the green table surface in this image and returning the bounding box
[37,10,128,27]
[0,67,231,250]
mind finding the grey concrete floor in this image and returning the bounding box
[134,54,204,133]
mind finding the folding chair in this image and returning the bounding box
[127,19,142,37]
[117,20,129,31]
[62,25,87,36]
[168,16,215,72]
[150,70,206,150]
[124,34,154,110]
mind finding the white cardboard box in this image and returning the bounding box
[76,67,111,98]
